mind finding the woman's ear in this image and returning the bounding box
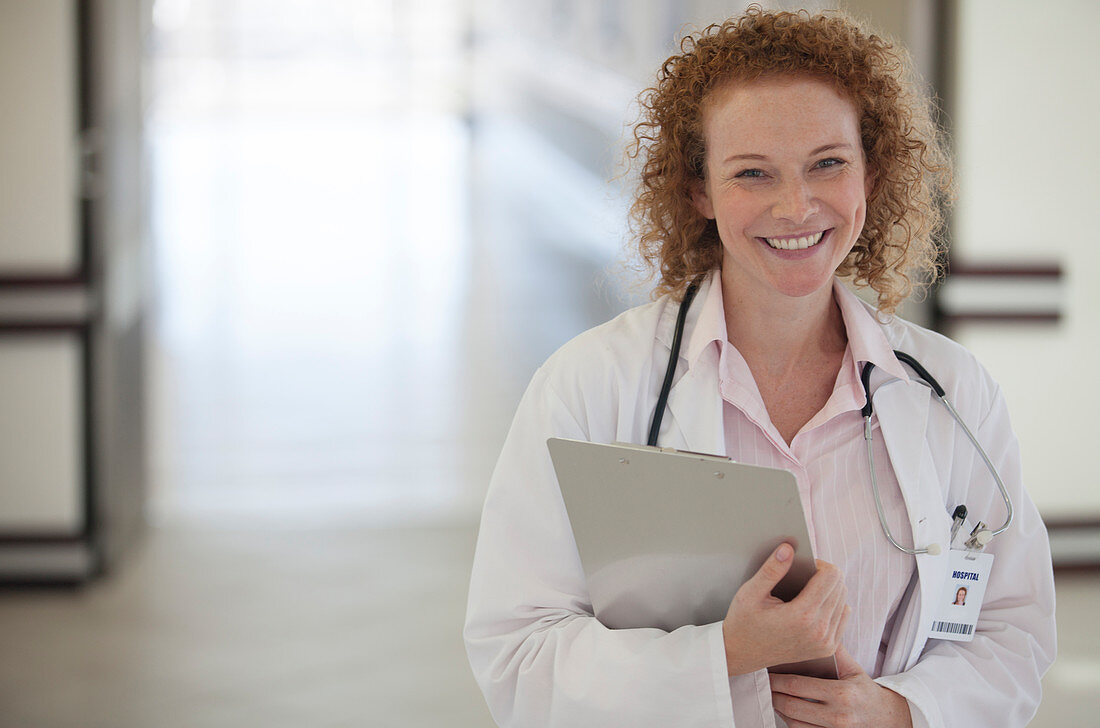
[691,177,715,220]
[864,164,876,199]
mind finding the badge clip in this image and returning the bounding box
[962,521,992,559]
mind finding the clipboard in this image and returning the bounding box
[548,437,838,679]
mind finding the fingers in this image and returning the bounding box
[818,593,849,657]
[785,560,848,658]
[724,552,849,672]
[771,673,861,727]
[770,672,833,702]
[742,543,795,601]
[771,691,831,727]
[773,657,893,728]
[833,641,863,680]
[815,569,847,617]
[774,718,819,728]
[793,559,844,606]
[829,605,852,651]
[773,713,821,728]
[820,582,848,635]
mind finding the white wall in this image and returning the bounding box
[0,0,80,274]
[951,0,1100,518]
[0,336,84,532]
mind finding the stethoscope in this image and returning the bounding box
[647,279,1014,557]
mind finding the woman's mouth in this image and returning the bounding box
[762,231,826,250]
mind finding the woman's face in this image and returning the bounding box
[693,75,871,304]
[955,587,967,604]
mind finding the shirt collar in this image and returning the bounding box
[832,280,910,383]
[679,270,910,384]
[683,269,726,366]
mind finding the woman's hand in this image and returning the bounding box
[769,645,914,728]
[722,543,850,676]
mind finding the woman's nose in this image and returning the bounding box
[771,178,819,224]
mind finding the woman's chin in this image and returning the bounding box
[765,273,837,301]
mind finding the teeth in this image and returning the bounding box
[764,232,824,250]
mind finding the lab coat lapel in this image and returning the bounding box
[662,352,725,457]
[651,272,725,457]
[873,378,950,672]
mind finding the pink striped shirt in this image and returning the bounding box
[687,278,916,725]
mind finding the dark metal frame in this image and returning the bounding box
[0,0,99,579]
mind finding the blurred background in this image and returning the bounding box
[0,0,1097,725]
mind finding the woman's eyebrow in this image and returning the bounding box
[720,143,856,165]
[811,143,855,155]
[720,152,767,164]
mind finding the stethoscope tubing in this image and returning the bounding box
[862,359,1013,553]
[936,395,1013,539]
[647,280,701,447]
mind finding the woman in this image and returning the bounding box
[464,8,1055,728]
[954,587,968,606]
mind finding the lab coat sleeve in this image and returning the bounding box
[874,386,1057,728]
[464,366,736,727]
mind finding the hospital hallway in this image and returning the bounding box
[0,93,1097,728]
[0,34,636,723]
[1,2,1100,726]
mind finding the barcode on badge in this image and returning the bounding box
[932,621,974,636]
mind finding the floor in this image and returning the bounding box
[0,525,488,728]
[1,56,1099,728]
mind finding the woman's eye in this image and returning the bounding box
[815,158,845,169]
[735,169,765,179]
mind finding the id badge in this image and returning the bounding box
[929,550,994,642]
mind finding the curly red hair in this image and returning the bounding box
[627,6,953,314]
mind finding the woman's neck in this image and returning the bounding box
[720,271,847,382]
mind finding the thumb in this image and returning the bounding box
[835,643,865,679]
[744,543,795,599]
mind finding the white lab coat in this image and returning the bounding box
[464,272,1056,727]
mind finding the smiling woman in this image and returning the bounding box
[629,9,953,316]
[691,76,870,306]
[464,8,1055,728]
